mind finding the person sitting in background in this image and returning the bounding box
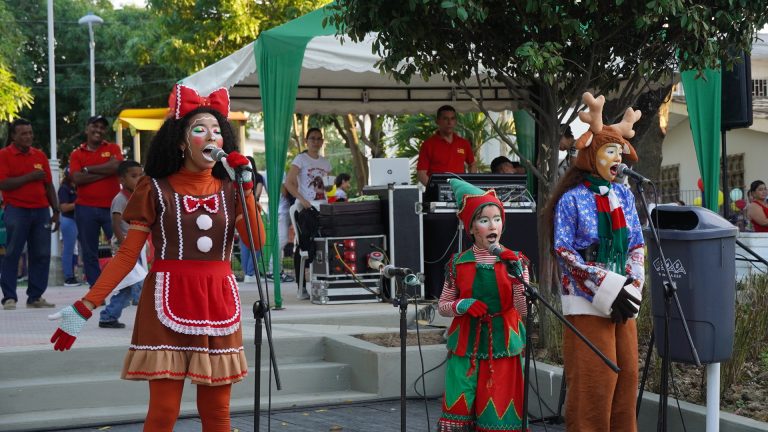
[490,156,516,174]
[334,173,351,202]
[747,180,768,232]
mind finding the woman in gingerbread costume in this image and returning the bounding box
[544,92,645,432]
[49,84,265,431]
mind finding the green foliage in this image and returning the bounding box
[0,65,33,122]
[0,2,33,121]
[146,0,327,74]
[722,274,768,391]
[4,0,325,166]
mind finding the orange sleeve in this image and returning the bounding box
[235,191,265,251]
[83,229,149,306]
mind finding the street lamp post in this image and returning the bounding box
[78,12,103,116]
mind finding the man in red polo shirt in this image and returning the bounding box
[0,119,60,310]
[68,115,123,286]
[416,105,477,186]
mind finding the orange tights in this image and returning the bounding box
[144,379,232,432]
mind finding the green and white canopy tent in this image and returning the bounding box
[181,5,527,307]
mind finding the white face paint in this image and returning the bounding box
[181,114,222,172]
[596,143,623,182]
[470,205,503,250]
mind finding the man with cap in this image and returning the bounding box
[544,93,644,432]
[0,119,60,310]
[69,115,123,286]
[436,177,529,432]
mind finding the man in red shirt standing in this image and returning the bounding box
[0,119,60,310]
[416,105,477,186]
[68,115,123,286]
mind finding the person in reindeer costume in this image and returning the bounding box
[545,92,645,432]
[436,177,530,432]
[49,84,266,431]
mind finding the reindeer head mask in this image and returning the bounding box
[573,92,642,181]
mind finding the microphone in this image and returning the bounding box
[488,243,522,277]
[616,163,652,184]
[381,265,412,279]
[205,144,228,162]
[488,243,504,258]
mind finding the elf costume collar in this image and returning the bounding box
[583,175,628,274]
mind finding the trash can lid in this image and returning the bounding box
[647,205,738,240]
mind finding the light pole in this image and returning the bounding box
[78,12,103,116]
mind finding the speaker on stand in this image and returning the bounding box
[721,51,752,219]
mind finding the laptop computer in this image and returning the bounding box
[369,158,411,186]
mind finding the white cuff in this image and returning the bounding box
[592,271,627,315]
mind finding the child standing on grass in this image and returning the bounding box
[437,177,529,432]
[97,160,147,329]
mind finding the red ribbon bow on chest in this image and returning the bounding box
[183,195,219,214]
[168,84,230,119]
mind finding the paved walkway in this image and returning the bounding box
[51,398,565,431]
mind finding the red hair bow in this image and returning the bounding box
[168,84,230,119]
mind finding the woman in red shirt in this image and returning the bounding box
[747,180,768,232]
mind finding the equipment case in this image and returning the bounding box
[309,235,387,304]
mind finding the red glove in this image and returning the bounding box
[221,151,253,190]
[49,300,93,351]
[457,298,488,318]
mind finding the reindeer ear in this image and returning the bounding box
[575,131,594,150]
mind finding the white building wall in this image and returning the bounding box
[663,118,768,192]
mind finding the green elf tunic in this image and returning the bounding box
[438,247,527,432]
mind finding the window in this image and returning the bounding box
[726,153,745,195]
[754,79,768,97]
[660,164,680,203]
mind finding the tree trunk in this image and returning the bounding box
[344,114,368,187]
[534,88,565,359]
[331,115,368,188]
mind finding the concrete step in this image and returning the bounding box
[0,390,381,432]
[0,335,325,382]
[0,361,354,416]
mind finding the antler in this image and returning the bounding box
[610,107,643,139]
[577,92,605,133]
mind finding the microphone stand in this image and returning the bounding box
[502,264,620,431]
[632,179,700,432]
[389,270,421,432]
[233,166,282,430]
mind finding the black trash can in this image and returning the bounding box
[646,205,737,364]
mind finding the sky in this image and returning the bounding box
[110,0,146,8]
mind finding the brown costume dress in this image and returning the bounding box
[120,176,247,385]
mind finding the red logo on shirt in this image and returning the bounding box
[457,148,465,154]
[101,152,111,157]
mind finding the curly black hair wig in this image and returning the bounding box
[144,107,237,179]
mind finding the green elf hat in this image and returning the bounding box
[448,178,505,230]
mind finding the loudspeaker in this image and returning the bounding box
[721,51,752,131]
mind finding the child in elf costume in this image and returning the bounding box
[437,177,529,432]
[545,92,645,432]
[49,84,265,432]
